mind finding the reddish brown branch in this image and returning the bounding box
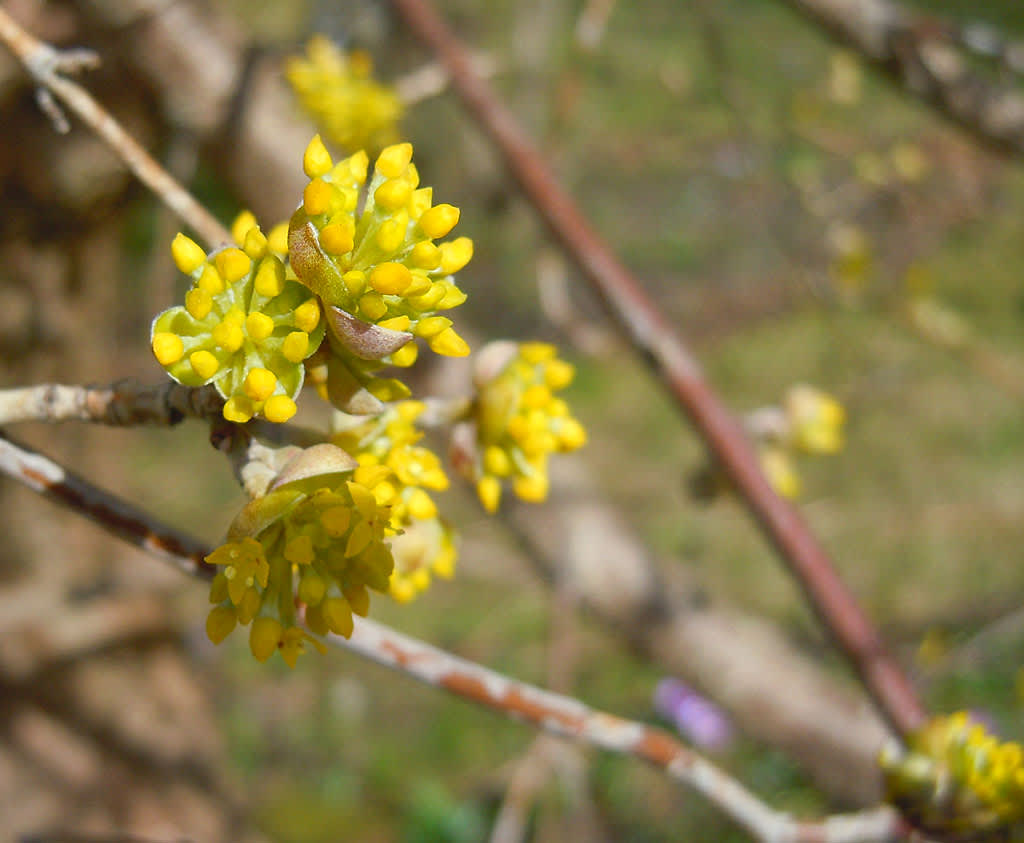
[390,0,925,736]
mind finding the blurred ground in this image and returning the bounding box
[1,0,1024,841]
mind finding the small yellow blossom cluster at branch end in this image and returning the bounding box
[205,446,397,667]
[287,35,403,156]
[880,711,1024,837]
[456,342,587,513]
[333,401,456,602]
[151,223,325,424]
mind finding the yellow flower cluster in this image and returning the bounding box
[785,384,845,455]
[333,401,456,602]
[880,711,1024,836]
[205,447,396,666]
[467,342,587,513]
[286,36,403,156]
[151,222,325,424]
[290,135,470,354]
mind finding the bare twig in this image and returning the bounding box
[0,8,231,247]
[390,0,925,737]
[0,433,910,842]
[777,0,1024,159]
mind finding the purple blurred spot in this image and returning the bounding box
[654,678,733,750]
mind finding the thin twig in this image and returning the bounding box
[0,8,230,247]
[0,432,910,842]
[390,0,925,738]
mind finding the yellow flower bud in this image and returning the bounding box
[244,368,278,401]
[374,178,413,211]
[369,262,413,295]
[231,210,258,245]
[323,596,354,637]
[428,327,470,357]
[250,616,283,661]
[375,143,413,179]
[263,395,297,423]
[189,350,220,380]
[304,177,332,216]
[439,237,473,273]
[214,248,252,283]
[477,475,502,513]
[152,332,184,366]
[171,233,206,275]
[303,134,333,178]
[223,396,254,423]
[293,299,321,333]
[321,221,355,255]
[212,319,244,352]
[197,264,224,295]
[185,288,213,320]
[419,204,460,239]
[282,331,310,363]
[243,227,268,260]
[246,312,275,341]
[205,606,237,644]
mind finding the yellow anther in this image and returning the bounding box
[378,315,411,332]
[419,204,460,239]
[231,211,258,246]
[246,311,275,341]
[303,177,332,216]
[267,222,289,255]
[544,358,575,390]
[303,134,333,178]
[189,350,220,380]
[249,616,282,662]
[293,299,321,333]
[205,606,237,644]
[477,475,502,513]
[212,319,244,352]
[428,327,470,357]
[376,218,405,253]
[374,178,413,211]
[320,221,354,255]
[406,284,446,311]
[358,292,387,320]
[439,237,473,273]
[244,368,278,401]
[483,445,512,477]
[342,270,366,297]
[197,264,224,295]
[390,342,418,367]
[263,395,297,423]
[214,247,252,283]
[223,396,254,423]
[375,142,413,179]
[321,506,351,537]
[185,288,213,320]
[152,332,184,366]
[254,257,285,298]
[282,331,310,363]
[243,226,268,260]
[171,233,207,275]
[410,241,441,269]
[413,315,451,338]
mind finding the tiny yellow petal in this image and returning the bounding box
[152,332,184,365]
[171,233,207,275]
[303,134,333,178]
[189,350,220,379]
[263,395,297,423]
[419,204,460,239]
[428,326,470,357]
